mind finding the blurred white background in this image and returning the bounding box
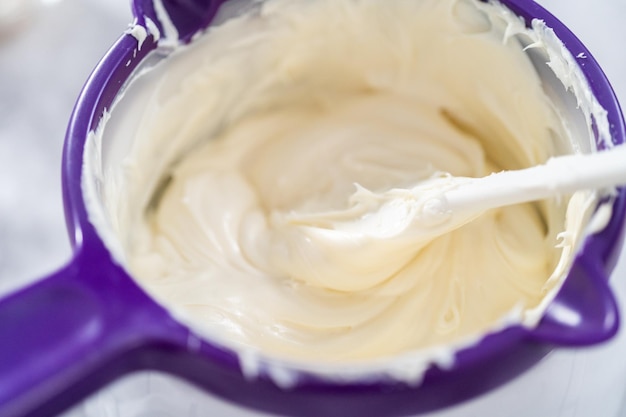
[0,0,625,416]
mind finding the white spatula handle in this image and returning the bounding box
[445,145,626,213]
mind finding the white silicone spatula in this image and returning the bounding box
[437,145,626,216]
[271,146,626,292]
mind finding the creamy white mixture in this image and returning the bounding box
[85,0,609,379]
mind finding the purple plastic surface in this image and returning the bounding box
[0,0,624,416]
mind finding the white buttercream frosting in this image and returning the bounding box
[83,0,610,382]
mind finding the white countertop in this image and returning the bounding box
[0,1,625,416]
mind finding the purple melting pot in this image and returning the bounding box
[0,1,625,416]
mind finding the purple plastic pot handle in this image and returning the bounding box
[0,263,102,417]
[528,254,619,345]
[0,247,179,417]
